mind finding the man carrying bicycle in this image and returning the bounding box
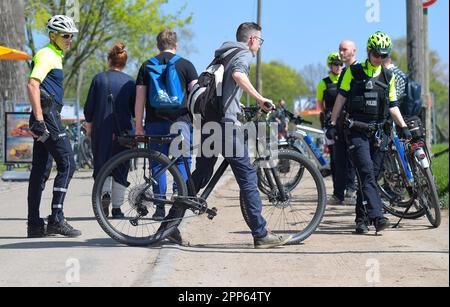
[327,32,411,234]
[26,15,81,238]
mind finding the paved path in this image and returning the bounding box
[0,169,448,287]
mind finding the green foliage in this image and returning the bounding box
[24,0,192,101]
[432,144,449,207]
[249,61,311,109]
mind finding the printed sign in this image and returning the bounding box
[4,112,34,163]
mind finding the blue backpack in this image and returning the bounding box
[146,55,184,109]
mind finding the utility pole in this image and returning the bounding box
[256,0,262,95]
[423,7,432,146]
[406,0,431,148]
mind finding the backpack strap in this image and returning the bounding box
[104,72,124,136]
[149,57,159,65]
[168,54,181,65]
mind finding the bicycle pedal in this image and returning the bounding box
[207,207,218,220]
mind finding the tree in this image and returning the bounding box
[249,61,310,109]
[0,0,28,162]
[300,62,328,95]
[24,0,192,98]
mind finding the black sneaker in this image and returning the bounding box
[345,189,356,199]
[102,193,111,217]
[372,217,390,233]
[152,205,165,221]
[166,227,189,246]
[27,225,47,238]
[355,220,369,234]
[47,217,82,238]
[111,208,125,219]
[254,232,292,249]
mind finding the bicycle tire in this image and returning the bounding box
[417,167,441,228]
[256,145,305,195]
[241,149,327,244]
[379,148,426,219]
[92,148,188,246]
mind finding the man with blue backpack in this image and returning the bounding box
[135,29,198,222]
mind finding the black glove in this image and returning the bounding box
[326,125,338,141]
[398,126,412,140]
[30,120,50,142]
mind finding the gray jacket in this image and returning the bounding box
[214,41,253,123]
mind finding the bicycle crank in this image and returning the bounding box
[173,196,218,220]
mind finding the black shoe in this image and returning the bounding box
[27,225,47,238]
[166,227,188,246]
[111,208,125,219]
[355,220,369,234]
[102,193,111,217]
[47,216,82,238]
[152,205,165,221]
[372,217,390,233]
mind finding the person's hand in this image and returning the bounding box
[326,125,338,141]
[30,120,50,142]
[135,125,145,136]
[258,98,275,113]
[398,126,412,141]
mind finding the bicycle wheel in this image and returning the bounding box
[241,149,327,244]
[92,148,188,246]
[80,137,94,169]
[379,152,425,219]
[414,165,441,228]
[256,145,305,195]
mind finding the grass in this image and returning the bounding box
[432,143,449,208]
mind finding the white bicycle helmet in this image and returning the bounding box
[47,15,79,33]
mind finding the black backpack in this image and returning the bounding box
[187,48,244,122]
[400,77,423,118]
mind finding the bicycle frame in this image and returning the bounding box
[290,125,329,169]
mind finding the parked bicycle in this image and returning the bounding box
[92,106,327,246]
[66,122,93,169]
[374,116,441,227]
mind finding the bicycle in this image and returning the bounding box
[352,117,441,228]
[92,107,327,246]
[282,110,331,178]
[66,122,93,169]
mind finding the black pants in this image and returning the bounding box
[332,133,357,201]
[27,106,75,226]
[347,130,385,222]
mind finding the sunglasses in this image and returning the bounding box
[60,33,74,40]
[371,51,388,59]
[331,61,344,67]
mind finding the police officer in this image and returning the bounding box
[26,15,81,238]
[327,32,412,234]
[317,52,343,204]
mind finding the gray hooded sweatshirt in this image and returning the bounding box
[214,41,253,124]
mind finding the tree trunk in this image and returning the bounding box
[0,0,27,162]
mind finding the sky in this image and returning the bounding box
[162,0,449,73]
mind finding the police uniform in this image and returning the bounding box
[28,43,76,227]
[317,73,340,198]
[338,59,398,224]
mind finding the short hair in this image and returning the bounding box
[157,29,177,51]
[108,42,127,69]
[236,22,261,43]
